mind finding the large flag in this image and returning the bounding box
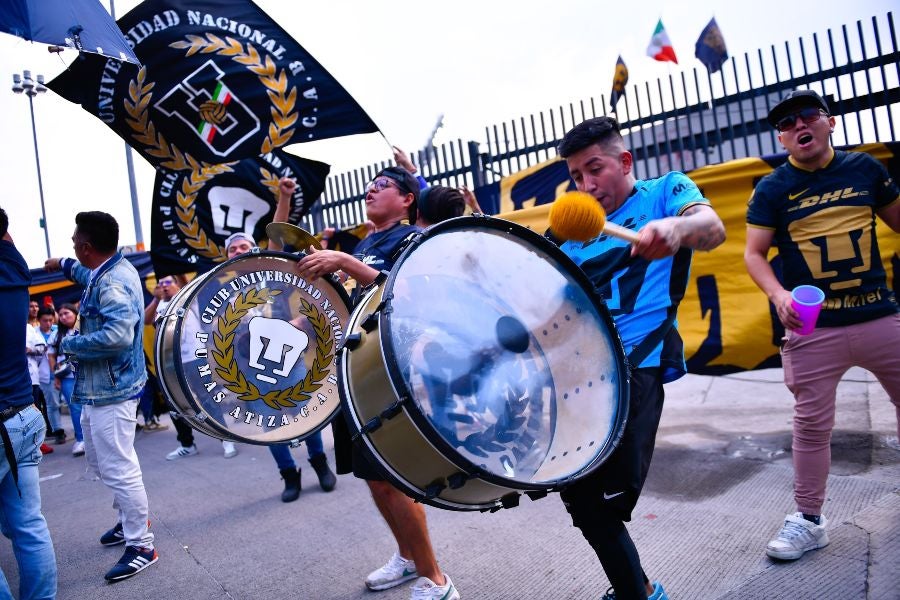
[646,19,678,64]
[150,149,330,276]
[609,55,629,111]
[48,0,378,171]
[695,17,728,73]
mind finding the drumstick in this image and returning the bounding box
[548,191,640,244]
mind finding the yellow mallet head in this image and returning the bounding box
[548,191,606,242]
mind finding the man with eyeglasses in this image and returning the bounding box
[297,166,460,600]
[745,89,900,562]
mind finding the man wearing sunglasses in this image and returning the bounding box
[297,166,460,600]
[745,89,900,562]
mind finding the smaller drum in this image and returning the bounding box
[339,216,630,511]
[155,250,350,445]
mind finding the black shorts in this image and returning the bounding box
[332,409,386,481]
[559,367,665,525]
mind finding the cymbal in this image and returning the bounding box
[265,222,321,251]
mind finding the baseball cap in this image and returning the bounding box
[224,232,257,251]
[767,89,830,127]
[375,165,419,222]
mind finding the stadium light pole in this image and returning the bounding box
[11,70,51,259]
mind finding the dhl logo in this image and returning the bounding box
[787,187,869,212]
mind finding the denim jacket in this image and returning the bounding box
[60,253,146,405]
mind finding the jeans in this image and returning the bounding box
[58,378,81,442]
[0,405,57,600]
[268,430,325,470]
[37,383,61,434]
[82,399,154,549]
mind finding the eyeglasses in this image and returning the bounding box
[775,107,827,132]
[365,177,401,194]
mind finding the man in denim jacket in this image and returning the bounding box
[45,211,157,582]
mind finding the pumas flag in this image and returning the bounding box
[150,149,330,276]
[609,55,629,111]
[647,19,678,64]
[49,0,378,170]
[695,17,728,73]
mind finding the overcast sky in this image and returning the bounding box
[0,0,894,267]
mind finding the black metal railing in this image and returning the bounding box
[301,11,899,232]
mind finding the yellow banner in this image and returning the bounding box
[497,144,899,373]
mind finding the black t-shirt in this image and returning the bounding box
[0,240,34,410]
[350,223,419,303]
[747,150,899,326]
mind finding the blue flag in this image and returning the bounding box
[695,17,728,73]
[610,55,628,111]
[49,0,378,170]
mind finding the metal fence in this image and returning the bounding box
[302,11,899,232]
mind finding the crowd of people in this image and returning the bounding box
[1,91,898,600]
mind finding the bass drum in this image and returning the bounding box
[155,250,350,445]
[339,216,629,511]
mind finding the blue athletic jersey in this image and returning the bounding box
[561,172,708,379]
[747,150,899,327]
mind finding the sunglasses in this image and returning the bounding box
[775,107,827,132]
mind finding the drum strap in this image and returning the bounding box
[626,304,677,370]
[626,247,692,370]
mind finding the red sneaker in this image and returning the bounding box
[40,443,54,454]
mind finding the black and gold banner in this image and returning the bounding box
[497,143,900,373]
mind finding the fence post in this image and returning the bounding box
[468,140,486,188]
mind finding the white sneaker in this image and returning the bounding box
[222,441,238,458]
[410,574,459,600]
[166,445,198,460]
[71,441,85,456]
[365,551,418,591]
[766,512,829,560]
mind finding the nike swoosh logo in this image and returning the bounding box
[403,568,416,576]
[788,188,809,200]
[603,491,625,500]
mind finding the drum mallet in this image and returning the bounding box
[548,191,640,243]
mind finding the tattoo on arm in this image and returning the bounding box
[680,204,726,251]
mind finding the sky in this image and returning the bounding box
[0,0,894,268]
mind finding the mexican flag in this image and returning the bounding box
[647,19,678,63]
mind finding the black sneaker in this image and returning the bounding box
[99,522,125,546]
[104,545,158,581]
[100,520,151,546]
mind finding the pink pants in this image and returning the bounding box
[781,312,900,515]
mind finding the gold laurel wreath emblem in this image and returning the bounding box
[210,289,334,411]
[123,34,298,259]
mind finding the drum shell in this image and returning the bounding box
[155,251,350,445]
[341,286,515,511]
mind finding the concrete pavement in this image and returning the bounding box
[2,367,898,599]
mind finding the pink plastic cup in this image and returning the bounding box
[791,285,825,335]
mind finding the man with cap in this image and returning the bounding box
[744,89,900,561]
[297,166,460,600]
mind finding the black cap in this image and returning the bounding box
[767,89,830,127]
[376,166,419,223]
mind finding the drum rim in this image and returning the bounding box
[378,214,632,491]
[158,249,351,445]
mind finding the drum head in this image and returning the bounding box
[156,251,349,445]
[382,217,628,488]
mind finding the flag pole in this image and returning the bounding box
[109,0,145,252]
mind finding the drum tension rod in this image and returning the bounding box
[446,472,470,490]
[360,312,379,333]
[525,490,549,502]
[500,492,521,510]
[423,480,446,499]
[351,397,409,439]
[342,333,362,351]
